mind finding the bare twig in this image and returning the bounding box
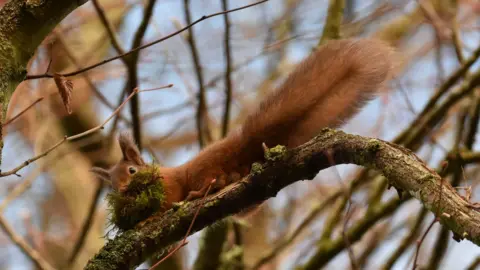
[416,0,451,40]
[0,215,56,270]
[221,0,233,137]
[107,89,128,147]
[450,17,464,64]
[0,164,47,213]
[0,164,56,270]
[3,97,44,127]
[68,179,104,265]
[381,208,428,270]
[0,137,67,177]
[25,0,269,80]
[183,0,208,148]
[53,29,130,123]
[0,84,172,177]
[411,218,437,270]
[91,0,126,55]
[252,170,369,270]
[466,256,480,270]
[394,43,480,145]
[124,0,158,150]
[326,150,358,270]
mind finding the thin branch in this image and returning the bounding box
[0,167,45,213]
[3,97,44,127]
[465,91,480,149]
[394,43,480,146]
[125,0,158,149]
[416,0,451,40]
[355,223,390,268]
[450,17,464,64]
[0,215,56,270]
[251,194,335,269]
[326,151,358,270]
[426,112,466,270]
[107,89,128,148]
[24,0,269,80]
[302,197,405,270]
[0,136,106,213]
[0,137,67,177]
[192,220,228,270]
[411,218,437,270]
[411,163,447,270]
[0,84,172,177]
[0,163,56,270]
[396,62,480,150]
[342,191,358,270]
[221,0,233,137]
[183,0,208,148]
[91,0,126,55]
[53,29,131,124]
[381,208,428,270]
[466,256,480,270]
[252,170,370,270]
[67,179,104,265]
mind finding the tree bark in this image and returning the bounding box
[0,0,88,164]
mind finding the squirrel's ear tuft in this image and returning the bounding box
[118,132,145,166]
[90,167,112,186]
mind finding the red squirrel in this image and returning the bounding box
[92,38,394,211]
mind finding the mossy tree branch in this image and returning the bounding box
[0,0,89,165]
[86,128,480,269]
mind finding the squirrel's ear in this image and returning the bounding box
[118,132,145,166]
[90,167,112,186]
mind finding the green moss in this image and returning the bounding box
[250,162,264,175]
[86,230,144,270]
[264,145,287,161]
[367,139,382,152]
[106,165,166,231]
[204,199,220,208]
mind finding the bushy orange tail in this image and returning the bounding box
[241,38,394,152]
[176,38,395,206]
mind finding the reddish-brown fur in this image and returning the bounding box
[91,38,394,211]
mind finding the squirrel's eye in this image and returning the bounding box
[128,166,137,175]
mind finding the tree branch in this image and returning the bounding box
[86,129,480,269]
[124,0,157,150]
[24,0,269,80]
[221,0,233,138]
[0,0,88,165]
[183,0,208,148]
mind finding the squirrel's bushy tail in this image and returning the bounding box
[241,38,394,150]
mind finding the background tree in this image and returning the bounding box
[0,0,480,269]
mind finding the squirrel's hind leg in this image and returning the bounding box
[185,174,228,201]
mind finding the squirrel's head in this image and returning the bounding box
[91,133,167,231]
[91,133,147,192]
